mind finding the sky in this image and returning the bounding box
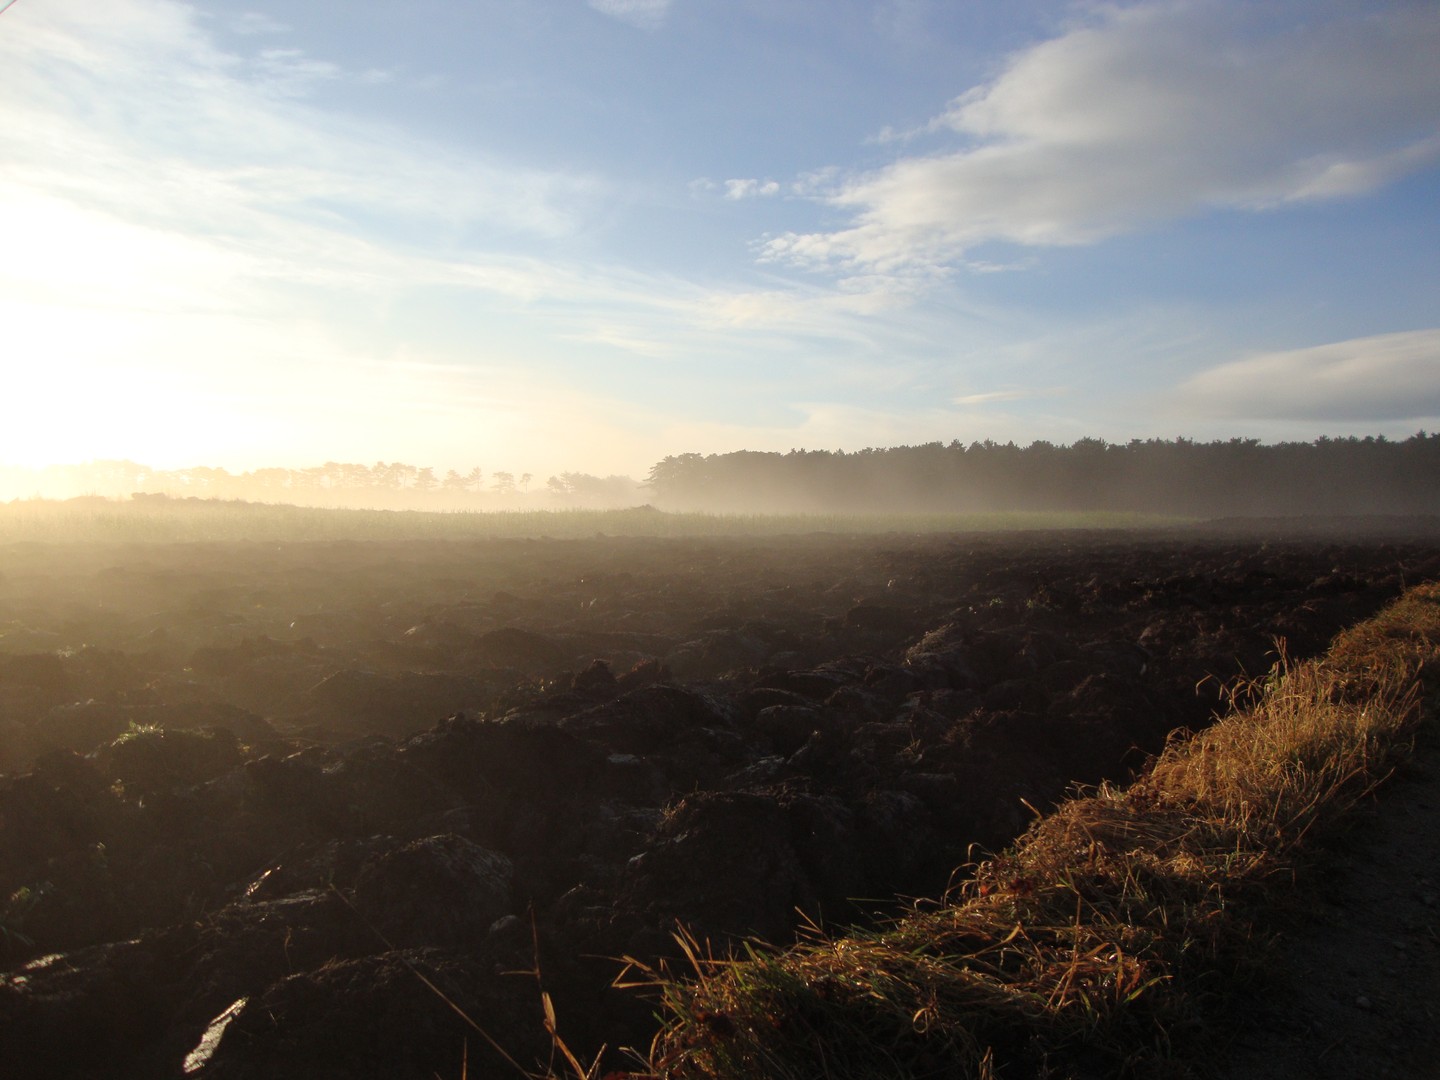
[1,0,1437,483]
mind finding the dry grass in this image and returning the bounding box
[625,583,1440,1080]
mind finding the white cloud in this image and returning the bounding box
[588,0,672,31]
[724,178,781,200]
[791,166,842,196]
[1177,329,1440,422]
[766,1,1440,277]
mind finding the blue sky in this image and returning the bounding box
[1,0,1437,482]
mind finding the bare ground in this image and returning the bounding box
[1217,722,1440,1080]
[3,526,1438,1077]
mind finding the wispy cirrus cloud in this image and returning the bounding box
[764,1,1440,278]
[250,47,344,97]
[0,0,604,264]
[0,0,939,390]
[1,0,961,475]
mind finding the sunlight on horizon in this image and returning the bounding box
[2,0,1437,482]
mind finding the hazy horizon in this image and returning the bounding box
[5,432,1437,518]
[3,1,1438,480]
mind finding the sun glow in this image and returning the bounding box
[0,181,248,468]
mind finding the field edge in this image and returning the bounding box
[623,582,1440,1080]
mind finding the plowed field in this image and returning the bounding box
[2,522,1437,1077]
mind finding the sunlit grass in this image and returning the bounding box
[0,497,1188,544]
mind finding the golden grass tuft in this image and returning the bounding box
[629,582,1440,1080]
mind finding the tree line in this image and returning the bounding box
[5,434,1438,516]
[644,434,1440,517]
[0,460,645,509]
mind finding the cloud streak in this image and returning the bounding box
[765,1,1440,277]
[1177,329,1440,422]
[588,0,672,31]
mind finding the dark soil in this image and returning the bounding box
[1216,720,1440,1080]
[1,522,1438,1078]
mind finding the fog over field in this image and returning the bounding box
[5,432,1440,519]
[2,1,1438,483]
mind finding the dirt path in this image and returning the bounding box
[1218,722,1440,1079]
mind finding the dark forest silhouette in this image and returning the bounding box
[3,434,1437,516]
[644,433,1440,516]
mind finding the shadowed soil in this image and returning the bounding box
[1217,722,1440,1079]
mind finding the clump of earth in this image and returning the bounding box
[1,521,1437,1078]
